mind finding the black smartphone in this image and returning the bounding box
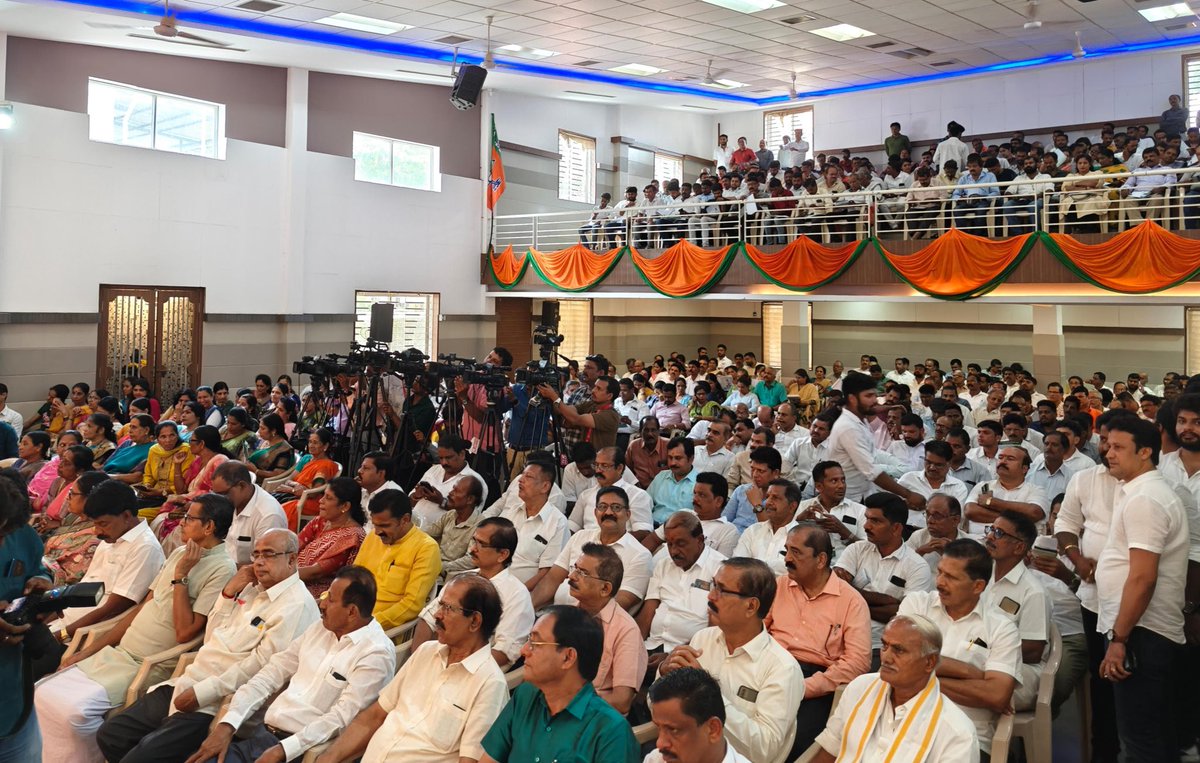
[1122,648,1137,674]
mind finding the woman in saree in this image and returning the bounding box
[104,414,156,483]
[220,408,256,462]
[28,431,83,511]
[275,429,338,531]
[31,444,94,534]
[151,424,230,544]
[41,470,109,585]
[295,477,366,597]
[12,432,51,483]
[245,413,294,483]
[135,420,193,513]
[79,413,118,466]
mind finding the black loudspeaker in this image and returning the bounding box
[369,303,394,343]
[451,64,488,110]
[541,300,559,328]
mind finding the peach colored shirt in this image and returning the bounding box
[593,598,647,702]
[765,572,872,698]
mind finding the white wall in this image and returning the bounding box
[716,47,1191,154]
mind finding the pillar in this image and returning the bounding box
[280,67,310,362]
[1031,304,1066,383]
[781,300,812,375]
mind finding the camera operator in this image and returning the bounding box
[384,373,438,489]
[452,346,514,455]
[538,376,621,452]
[557,354,609,461]
[0,469,53,759]
[504,376,554,482]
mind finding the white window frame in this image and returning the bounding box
[353,291,440,358]
[763,106,814,157]
[87,77,226,159]
[558,130,597,205]
[654,152,683,185]
[352,131,442,192]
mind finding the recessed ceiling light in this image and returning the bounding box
[315,13,413,35]
[701,78,748,89]
[698,0,784,13]
[1138,3,1195,22]
[497,44,558,59]
[609,63,666,76]
[809,23,875,42]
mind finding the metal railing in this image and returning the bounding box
[493,165,1200,251]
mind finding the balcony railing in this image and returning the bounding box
[493,165,1200,251]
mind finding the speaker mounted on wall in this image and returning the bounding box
[450,64,487,110]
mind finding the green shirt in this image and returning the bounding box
[884,133,910,159]
[754,380,788,408]
[481,682,638,763]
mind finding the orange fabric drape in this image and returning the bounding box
[1045,220,1200,293]
[527,244,622,291]
[743,238,864,291]
[489,245,527,288]
[628,241,737,298]
[874,228,1034,299]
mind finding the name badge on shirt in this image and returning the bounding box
[736,686,759,703]
[841,515,857,525]
[888,575,907,588]
[533,534,549,545]
[238,536,252,543]
[692,579,711,591]
[998,596,1021,616]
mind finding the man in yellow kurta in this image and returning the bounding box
[355,489,441,630]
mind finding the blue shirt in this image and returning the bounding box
[0,525,50,737]
[506,384,551,450]
[953,171,999,198]
[481,681,639,763]
[722,482,761,532]
[647,467,699,526]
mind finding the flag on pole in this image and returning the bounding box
[487,114,506,211]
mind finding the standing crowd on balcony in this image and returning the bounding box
[576,93,1200,248]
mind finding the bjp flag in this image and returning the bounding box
[487,114,506,211]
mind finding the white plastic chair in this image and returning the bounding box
[1009,623,1062,763]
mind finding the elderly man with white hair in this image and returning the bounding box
[811,615,979,762]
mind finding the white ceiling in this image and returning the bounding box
[3,0,1200,110]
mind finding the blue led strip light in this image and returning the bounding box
[46,0,1200,105]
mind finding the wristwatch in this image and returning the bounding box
[1184,601,1198,616]
[1105,629,1127,644]
[171,577,189,586]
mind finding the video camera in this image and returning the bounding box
[430,354,511,390]
[292,354,360,378]
[2,582,105,626]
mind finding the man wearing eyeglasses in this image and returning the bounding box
[210,461,287,567]
[982,510,1050,713]
[96,528,319,763]
[560,543,645,716]
[660,557,803,763]
[567,446,653,540]
[479,605,640,762]
[897,440,969,532]
[906,493,979,575]
[36,494,237,762]
[767,524,871,757]
[532,486,652,613]
[964,445,1050,537]
[315,574,509,763]
[411,517,534,669]
[185,566,396,763]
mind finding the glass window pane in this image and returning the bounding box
[154,95,218,157]
[392,141,433,190]
[353,133,393,184]
[89,81,154,149]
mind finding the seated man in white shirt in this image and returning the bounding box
[567,446,653,539]
[896,539,1021,756]
[693,421,735,479]
[313,574,509,763]
[796,460,866,554]
[734,479,801,577]
[963,445,1050,535]
[409,435,486,530]
[579,192,613,247]
[410,517,535,669]
[638,511,728,674]
[834,492,934,665]
[51,476,165,639]
[560,443,599,510]
[531,485,652,612]
[644,667,752,763]
[187,566,397,763]
[783,413,833,491]
[211,461,288,567]
[896,440,969,531]
[886,413,927,473]
[810,614,979,762]
[642,472,741,558]
[906,493,979,575]
[659,557,804,763]
[493,461,571,588]
[96,529,319,763]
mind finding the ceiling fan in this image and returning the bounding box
[88,0,239,49]
[1010,0,1076,30]
[701,58,731,85]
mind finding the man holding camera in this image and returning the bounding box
[554,354,609,461]
[538,375,621,452]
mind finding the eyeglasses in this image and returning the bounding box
[709,579,751,599]
[595,502,628,513]
[594,462,616,472]
[986,525,1017,542]
[925,512,953,522]
[924,460,949,470]
[570,564,610,584]
[468,536,497,549]
[250,550,288,561]
[435,601,476,617]
[521,635,562,651]
[180,514,207,524]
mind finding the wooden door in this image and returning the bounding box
[96,285,205,402]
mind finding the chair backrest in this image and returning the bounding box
[1037,622,1063,707]
[633,721,658,745]
[0,458,17,469]
[505,666,525,692]
[395,641,413,670]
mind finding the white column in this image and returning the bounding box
[781,300,812,375]
[280,67,310,358]
[1031,304,1066,383]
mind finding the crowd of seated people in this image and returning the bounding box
[570,94,1200,249]
[1,339,1199,762]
